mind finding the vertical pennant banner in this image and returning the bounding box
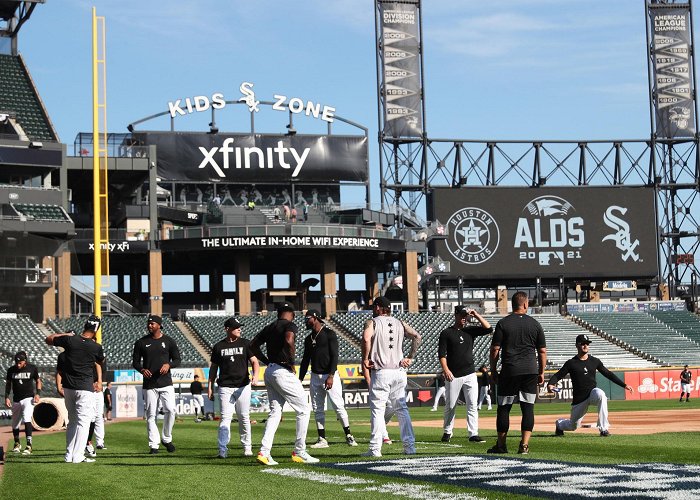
[379,1,423,138]
[649,5,696,139]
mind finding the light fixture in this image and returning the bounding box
[285,124,296,136]
[208,122,218,134]
[29,141,43,148]
[127,124,134,132]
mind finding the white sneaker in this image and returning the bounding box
[382,438,393,445]
[256,452,278,466]
[12,443,21,453]
[291,450,320,463]
[345,434,358,447]
[243,449,253,457]
[85,447,97,458]
[310,437,329,449]
[80,457,96,463]
[22,446,32,455]
[430,408,437,411]
[361,450,382,458]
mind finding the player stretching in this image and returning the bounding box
[299,309,358,449]
[250,302,319,465]
[209,317,260,458]
[132,314,181,454]
[680,365,692,403]
[548,334,633,437]
[5,351,41,455]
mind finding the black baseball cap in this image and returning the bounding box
[305,309,324,321]
[373,296,391,308]
[147,314,162,326]
[84,315,101,333]
[224,317,243,329]
[576,334,592,345]
[14,351,27,362]
[455,305,469,315]
[277,302,295,314]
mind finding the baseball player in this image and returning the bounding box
[46,315,105,463]
[104,382,113,420]
[4,351,41,455]
[680,365,692,402]
[190,375,205,422]
[489,292,547,455]
[209,317,260,458]
[249,302,319,465]
[361,296,421,457]
[548,334,633,437]
[132,314,181,454]
[84,356,105,457]
[299,309,358,448]
[438,305,492,444]
[430,371,446,412]
[477,365,493,411]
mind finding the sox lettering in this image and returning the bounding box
[602,206,640,262]
[239,82,260,113]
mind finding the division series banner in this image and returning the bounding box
[429,187,659,279]
[377,0,423,138]
[649,4,696,139]
[133,132,369,183]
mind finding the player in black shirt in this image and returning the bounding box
[299,309,357,449]
[250,302,318,465]
[4,351,41,455]
[548,334,633,437]
[46,315,105,463]
[190,375,205,422]
[680,365,692,402]
[132,314,181,454]
[104,382,113,421]
[438,305,492,444]
[489,292,547,455]
[209,317,260,458]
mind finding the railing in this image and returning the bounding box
[168,224,395,240]
[70,278,136,315]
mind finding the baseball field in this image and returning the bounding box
[2,400,699,499]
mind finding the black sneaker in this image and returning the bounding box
[487,444,508,454]
[162,441,176,453]
[555,422,564,436]
[517,442,529,455]
[600,430,610,437]
[149,448,159,454]
[469,435,486,443]
[441,433,451,443]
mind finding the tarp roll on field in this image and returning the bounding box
[32,397,68,431]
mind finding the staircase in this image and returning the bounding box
[175,320,211,361]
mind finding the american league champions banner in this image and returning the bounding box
[649,4,697,139]
[428,187,659,280]
[378,0,423,139]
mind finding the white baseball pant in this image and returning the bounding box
[64,388,96,463]
[310,372,349,431]
[556,387,610,432]
[192,394,205,414]
[218,384,252,456]
[477,385,492,410]
[11,397,34,429]
[443,372,479,437]
[431,386,446,410]
[260,363,310,455]
[681,382,691,394]
[368,368,415,454]
[144,386,176,449]
[92,390,105,447]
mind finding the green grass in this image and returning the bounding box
[2,401,699,499]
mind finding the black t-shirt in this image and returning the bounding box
[132,334,181,390]
[5,363,39,402]
[53,335,106,391]
[681,369,692,383]
[478,370,491,388]
[103,387,112,405]
[252,319,298,368]
[190,381,203,395]
[438,325,493,378]
[299,326,338,379]
[436,376,445,388]
[548,355,626,405]
[211,337,253,387]
[492,313,546,377]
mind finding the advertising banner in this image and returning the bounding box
[429,187,659,279]
[133,132,368,183]
[649,5,696,138]
[378,0,423,138]
[624,368,700,400]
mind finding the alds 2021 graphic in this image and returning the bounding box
[429,187,658,280]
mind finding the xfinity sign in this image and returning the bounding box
[199,138,310,178]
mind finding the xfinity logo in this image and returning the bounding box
[602,206,640,262]
[515,196,584,266]
[445,207,500,264]
[198,138,310,178]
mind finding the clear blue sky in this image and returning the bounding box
[17,0,671,209]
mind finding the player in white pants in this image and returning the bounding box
[431,373,446,411]
[477,365,492,410]
[362,296,421,457]
[209,317,260,458]
[548,334,633,437]
[250,303,318,465]
[190,375,205,422]
[143,386,177,449]
[299,309,357,448]
[5,351,41,455]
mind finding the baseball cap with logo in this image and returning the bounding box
[454,305,469,315]
[575,334,592,345]
[147,314,162,326]
[277,302,295,314]
[224,317,243,329]
[305,309,324,321]
[14,351,27,362]
[84,315,101,333]
[373,296,391,309]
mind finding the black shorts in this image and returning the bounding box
[496,374,538,405]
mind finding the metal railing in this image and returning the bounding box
[168,224,395,241]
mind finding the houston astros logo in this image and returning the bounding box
[239,82,260,113]
[446,207,499,264]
